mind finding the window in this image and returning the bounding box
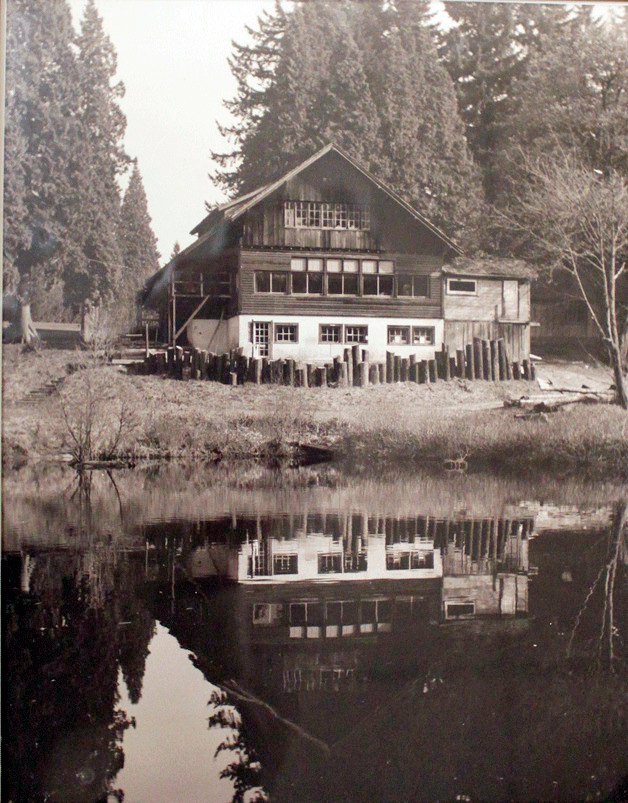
[327,259,359,295]
[388,326,410,345]
[275,324,298,343]
[386,551,435,570]
[398,274,429,298]
[320,324,342,343]
[345,325,368,344]
[284,201,370,230]
[447,277,477,295]
[343,553,367,573]
[255,271,287,294]
[445,602,475,620]
[412,326,435,345]
[318,553,342,574]
[363,260,394,296]
[291,257,323,295]
[273,554,298,575]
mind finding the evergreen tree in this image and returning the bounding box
[507,16,628,176]
[64,0,129,313]
[119,161,160,319]
[3,0,84,338]
[170,241,181,261]
[438,2,572,202]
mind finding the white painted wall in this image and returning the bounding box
[234,314,444,363]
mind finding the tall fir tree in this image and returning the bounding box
[65,0,129,314]
[438,2,572,202]
[118,160,160,319]
[3,0,85,337]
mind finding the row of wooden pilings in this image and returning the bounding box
[142,337,535,387]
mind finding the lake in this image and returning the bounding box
[3,463,626,802]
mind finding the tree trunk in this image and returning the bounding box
[609,340,628,410]
[19,302,39,345]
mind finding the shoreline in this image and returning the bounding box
[3,347,627,481]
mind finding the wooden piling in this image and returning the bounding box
[338,362,348,387]
[410,362,419,383]
[351,344,360,372]
[428,358,437,383]
[522,359,530,380]
[473,339,484,380]
[490,340,499,382]
[316,366,327,387]
[512,361,521,380]
[529,361,536,380]
[296,366,307,388]
[497,339,507,381]
[482,341,491,380]
[442,347,451,381]
[465,344,475,380]
[346,358,354,387]
[455,349,465,378]
[377,363,385,384]
[369,363,379,385]
[418,360,428,384]
[230,371,238,386]
[361,349,369,363]
[357,362,368,387]
[449,356,457,379]
[400,358,409,382]
[386,352,394,384]
[253,359,262,384]
[394,355,402,383]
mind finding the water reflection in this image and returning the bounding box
[2,465,626,802]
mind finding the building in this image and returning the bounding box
[144,144,533,362]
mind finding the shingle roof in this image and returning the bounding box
[443,256,536,280]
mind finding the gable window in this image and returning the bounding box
[318,553,342,574]
[412,326,435,345]
[327,259,359,296]
[255,271,287,294]
[345,325,368,344]
[275,324,298,343]
[386,551,435,570]
[320,324,342,343]
[447,277,477,295]
[291,257,323,294]
[362,260,394,296]
[398,274,429,298]
[388,326,410,345]
[284,201,370,231]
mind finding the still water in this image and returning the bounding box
[3,464,626,802]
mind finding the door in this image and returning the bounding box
[252,321,271,358]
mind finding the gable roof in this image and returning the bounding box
[443,256,536,280]
[190,143,462,254]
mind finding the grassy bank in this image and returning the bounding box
[3,347,627,479]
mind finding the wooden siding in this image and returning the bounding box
[444,320,530,362]
[238,249,443,319]
[444,278,530,323]
[240,150,449,256]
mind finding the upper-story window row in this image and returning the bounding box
[284,201,370,231]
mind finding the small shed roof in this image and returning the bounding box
[443,256,536,280]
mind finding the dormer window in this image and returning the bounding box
[284,201,370,231]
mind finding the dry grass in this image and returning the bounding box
[2,350,627,478]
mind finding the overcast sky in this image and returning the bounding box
[67,0,623,263]
[68,0,276,261]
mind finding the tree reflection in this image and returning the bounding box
[208,689,269,803]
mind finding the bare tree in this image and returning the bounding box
[504,154,628,408]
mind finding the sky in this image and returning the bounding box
[67,0,624,264]
[68,0,276,261]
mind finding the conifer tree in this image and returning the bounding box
[3,0,84,338]
[65,0,128,313]
[119,161,161,317]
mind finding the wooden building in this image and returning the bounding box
[144,145,533,362]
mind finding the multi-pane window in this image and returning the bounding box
[284,201,370,230]
[388,326,410,345]
[398,274,429,298]
[345,325,368,344]
[447,277,477,295]
[362,260,394,296]
[275,324,298,343]
[320,324,342,343]
[273,554,298,575]
[327,259,359,295]
[412,326,435,345]
[255,271,288,294]
[386,551,435,570]
[290,257,323,295]
[318,554,342,574]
